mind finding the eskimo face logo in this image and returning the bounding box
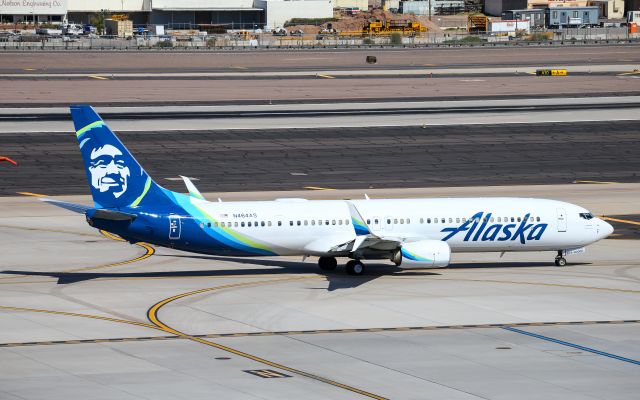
[88,144,130,198]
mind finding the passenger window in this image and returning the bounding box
[289,221,293,226]
[529,217,533,222]
[427,218,431,223]
[241,222,245,227]
[441,218,446,223]
[297,221,301,226]
[490,218,494,223]
[448,218,453,223]
[497,217,501,223]
[536,217,540,222]
[374,219,379,224]
[517,217,521,222]
[345,219,350,225]
[407,218,410,224]
[214,222,219,227]
[400,218,404,224]
[420,218,424,224]
[234,222,239,227]
[268,221,272,227]
[366,219,370,224]
[387,219,391,224]
[510,217,515,222]
[456,218,460,223]
[462,218,466,222]
[394,218,398,224]
[261,221,265,227]
[338,220,343,225]
[247,222,252,227]
[277,221,281,226]
[311,220,316,226]
[332,220,336,225]
[304,220,308,226]
[325,220,330,225]
[220,222,225,227]
[207,222,211,228]
[318,220,322,225]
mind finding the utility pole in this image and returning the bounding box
[429,0,432,21]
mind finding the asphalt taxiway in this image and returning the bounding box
[1,184,639,400]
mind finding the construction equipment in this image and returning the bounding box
[105,19,133,38]
[363,19,427,35]
[467,14,489,33]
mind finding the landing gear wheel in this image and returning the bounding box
[318,256,337,271]
[555,257,567,267]
[346,260,365,276]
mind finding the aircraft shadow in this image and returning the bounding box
[1,256,437,290]
[2,259,583,288]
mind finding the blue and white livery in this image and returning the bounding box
[42,105,614,275]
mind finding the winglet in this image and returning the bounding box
[180,176,205,200]
[346,201,372,236]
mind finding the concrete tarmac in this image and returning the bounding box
[2,120,639,196]
[1,184,639,400]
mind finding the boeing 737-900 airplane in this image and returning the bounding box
[41,105,614,275]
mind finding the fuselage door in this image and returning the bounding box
[556,208,567,232]
[169,215,181,239]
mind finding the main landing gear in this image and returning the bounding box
[318,256,337,271]
[554,250,567,267]
[317,257,365,276]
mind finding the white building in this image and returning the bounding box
[334,0,369,10]
[1,0,334,28]
[255,0,333,28]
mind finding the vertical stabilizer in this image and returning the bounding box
[70,105,164,209]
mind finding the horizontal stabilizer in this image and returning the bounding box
[40,198,91,214]
[91,209,137,221]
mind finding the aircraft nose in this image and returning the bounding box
[599,219,614,238]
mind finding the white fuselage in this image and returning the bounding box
[185,197,612,257]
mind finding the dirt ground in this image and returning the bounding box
[286,9,446,35]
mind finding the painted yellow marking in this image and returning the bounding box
[423,64,438,67]
[618,70,640,76]
[317,74,335,79]
[23,68,36,71]
[0,305,157,329]
[304,186,336,191]
[573,180,618,184]
[88,75,108,80]
[230,66,248,70]
[16,191,47,197]
[602,217,640,227]
[147,278,388,400]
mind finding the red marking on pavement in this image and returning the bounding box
[0,157,18,166]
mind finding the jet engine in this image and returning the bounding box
[394,240,451,268]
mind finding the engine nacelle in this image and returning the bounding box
[398,240,451,268]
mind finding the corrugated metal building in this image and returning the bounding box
[484,0,527,16]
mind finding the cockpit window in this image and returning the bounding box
[579,212,594,220]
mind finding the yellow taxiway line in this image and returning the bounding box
[602,216,640,226]
[147,277,389,400]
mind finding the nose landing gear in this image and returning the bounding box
[554,251,567,267]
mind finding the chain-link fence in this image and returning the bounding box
[0,28,637,50]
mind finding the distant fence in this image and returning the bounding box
[0,28,637,51]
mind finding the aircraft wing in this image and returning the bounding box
[41,198,137,221]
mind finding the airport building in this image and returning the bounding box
[0,0,334,28]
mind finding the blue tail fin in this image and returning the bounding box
[71,105,165,209]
